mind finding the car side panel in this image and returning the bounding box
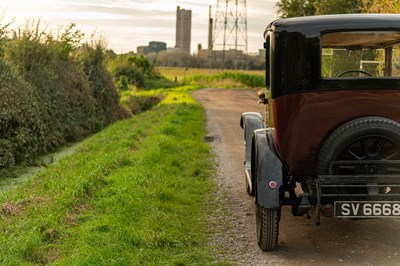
[272,89,400,176]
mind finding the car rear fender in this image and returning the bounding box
[253,128,283,208]
[240,112,263,170]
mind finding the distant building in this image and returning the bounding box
[137,41,166,55]
[167,47,181,53]
[197,49,211,58]
[175,6,192,54]
[137,46,149,55]
[148,41,167,54]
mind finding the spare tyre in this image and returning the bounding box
[316,116,400,199]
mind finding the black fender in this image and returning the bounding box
[240,112,262,170]
[252,128,283,209]
[240,112,262,194]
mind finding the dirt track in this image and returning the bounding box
[193,88,400,266]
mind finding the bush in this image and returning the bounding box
[79,42,126,127]
[4,30,94,149]
[0,22,127,170]
[108,54,146,88]
[108,54,176,90]
[117,75,129,91]
[0,60,44,167]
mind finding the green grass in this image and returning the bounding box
[188,72,265,88]
[157,67,265,89]
[0,87,216,265]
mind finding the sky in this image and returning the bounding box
[1,0,278,54]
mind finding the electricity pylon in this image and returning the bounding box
[213,0,248,54]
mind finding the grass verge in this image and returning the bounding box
[0,86,216,265]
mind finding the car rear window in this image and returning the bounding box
[321,31,400,78]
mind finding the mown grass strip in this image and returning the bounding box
[0,91,216,265]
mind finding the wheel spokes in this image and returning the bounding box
[382,151,399,160]
[337,136,400,175]
[369,138,385,158]
[347,148,365,160]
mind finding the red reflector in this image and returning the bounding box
[269,181,277,189]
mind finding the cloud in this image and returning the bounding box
[2,0,278,53]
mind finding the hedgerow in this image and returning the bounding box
[0,60,44,168]
[0,22,126,170]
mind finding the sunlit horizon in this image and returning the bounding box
[2,0,277,54]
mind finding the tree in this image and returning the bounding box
[276,0,317,18]
[276,0,400,18]
[315,0,363,14]
[362,0,400,13]
[58,23,84,59]
[275,0,362,18]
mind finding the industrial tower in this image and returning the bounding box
[212,0,248,54]
[176,6,192,54]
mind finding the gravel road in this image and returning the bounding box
[193,88,400,266]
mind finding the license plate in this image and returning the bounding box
[334,201,400,218]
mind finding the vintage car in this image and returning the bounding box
[240,14,400,251]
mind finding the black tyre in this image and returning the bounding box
[256,204,280,251]
[317,117,400,198]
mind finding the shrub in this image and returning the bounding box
[79,41,125,127]
[108,53,145,88]
[3,25,98,149]
[0,60,44,167]
[108,54,176,90]
[0,22,126,169]
[117,75,129,91]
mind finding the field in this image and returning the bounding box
[157,67,265,89]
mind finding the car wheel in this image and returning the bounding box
[256,204,280,251]
[317,116,400,198]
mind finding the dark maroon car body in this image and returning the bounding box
[273,89,400,176]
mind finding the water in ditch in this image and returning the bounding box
[0,141,83,194]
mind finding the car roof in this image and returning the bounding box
[265,14,400,36]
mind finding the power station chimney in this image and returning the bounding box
[175,6,192,54]
[208,5,213,51]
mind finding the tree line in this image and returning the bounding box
[276,0,400,18]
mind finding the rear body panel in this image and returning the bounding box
[272,90,400,176]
